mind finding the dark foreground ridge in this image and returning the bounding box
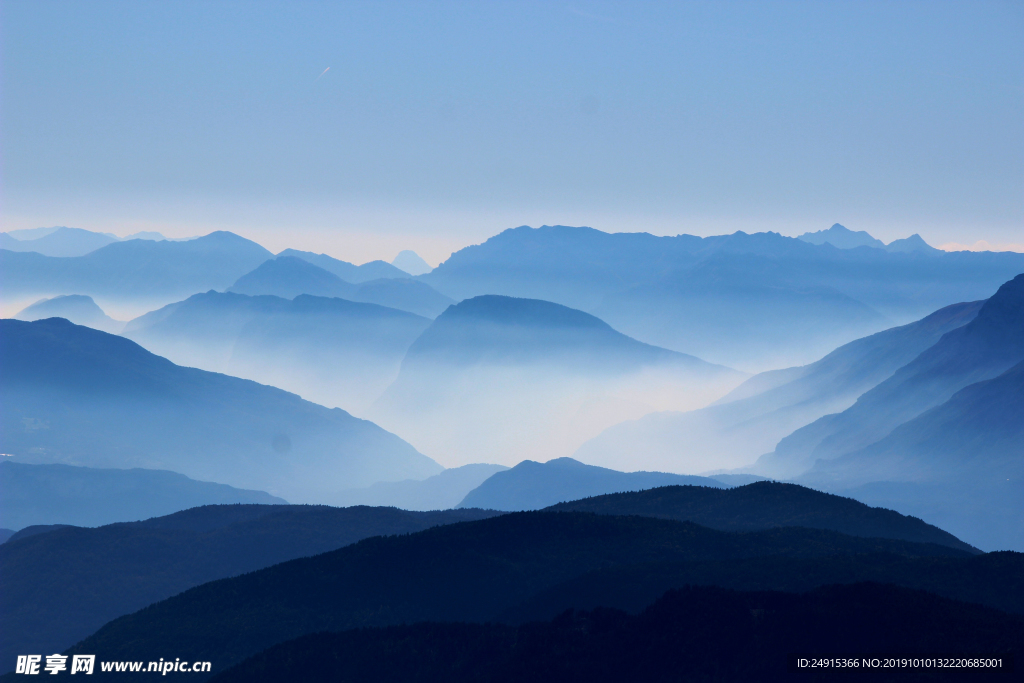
[0,505,500,672]
[546,481,977,553]
[62,511,988,678]
[212,583,1023,683]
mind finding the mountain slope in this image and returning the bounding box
[762,273,1024,477]
[0,231,273,304]
[371,295,744,466]
[63,512,970,677]
[0,505,500,671]
[15,294,124,333]
[0,461,285,530]
[0,318,441,501]
[458,458,727,511]
[575,300,981,473]
[124,291,432,411]
[805,359,1024,551]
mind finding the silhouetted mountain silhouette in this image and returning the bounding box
[0,505,500,672]
[0,318,441,501]
[0,461,285,530]
[458,458,726,511]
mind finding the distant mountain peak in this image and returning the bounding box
[391,250,431,276]
[884,233,939,253]
[798,224,886,250]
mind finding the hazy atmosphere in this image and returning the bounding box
[2,1,1022,679]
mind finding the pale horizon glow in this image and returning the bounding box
[2,1,1021,265]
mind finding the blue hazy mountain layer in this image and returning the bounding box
[371,295,744,466]
[61,511,973,678]
[335,464,509,510]
[278,248,410,282]
[0,530,12,544]
[0,461,285,530]
[0,505,501,673]
[0,231,273,300]
[458,458,727,511]
[419,225,1024,368]
[0,226,119,257]
[15,294,123,333]
[124,290,433,410]
[544,482,975,553]
[401,294,722,373]
[764,273,1024,477]
[0,318,441,501]
[392,249,433,276]
[805,359,1024,551]
[229,255,453,317]
[230,255,359,299]
[574,300,983,473]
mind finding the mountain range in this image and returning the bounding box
[419,225,1024,369]
[574,299,983,473]
[0,461,285,530]
[1,318,441,501]
[370,295,745,465]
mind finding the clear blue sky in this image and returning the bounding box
[2,0,1021,263]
